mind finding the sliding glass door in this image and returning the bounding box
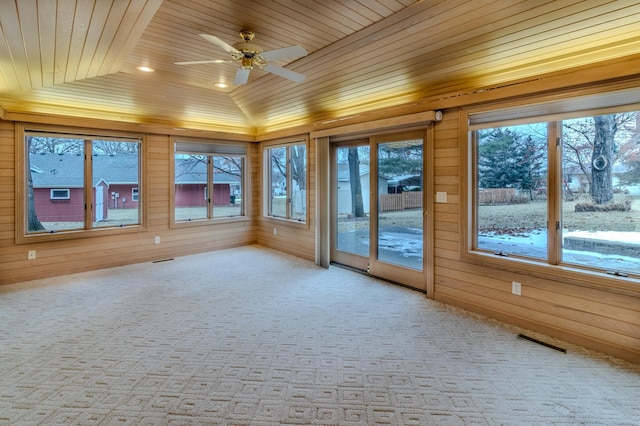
[332,141,371,271]
[331,131,427,291]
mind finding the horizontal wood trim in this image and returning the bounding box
[436,280,640,348]
[434,292,640,364]
[436,256,640,313]
[310,111,441,139]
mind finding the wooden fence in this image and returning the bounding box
[478,188,516,205]
[379,191,423,212]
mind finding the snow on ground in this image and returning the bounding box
[344,226,640,274]
[479,229,640,274]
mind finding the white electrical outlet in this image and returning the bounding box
[436,192,447,203]
[512,281,522,295]
[28,250,36,260]
[273,228,277,235]
[154,236,160,244]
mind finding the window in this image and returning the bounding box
[132,188,139,201]
[474,123,549,260]
[19,127,142,240]
[468,88,640,279]
[173,140,246,224]
[50,189,70,200]
[265,141,307,222]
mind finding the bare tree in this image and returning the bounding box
[348,147,365,217]
[563,113,637,204]
[28,136,82,154]
[271,145,306,191]
[291,145,306,191]
[591,115,616,204]
[93,140,139,155]
[25,137,45,231]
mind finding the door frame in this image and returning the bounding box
[327,127,435,294]
[330,139,370,272]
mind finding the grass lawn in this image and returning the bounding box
[479,194,640,233]
[337,194,640,235]
[39,204,244,230]
[40,195,640,235]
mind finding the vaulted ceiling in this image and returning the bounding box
[1,0,640,135]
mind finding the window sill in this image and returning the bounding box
[171,216,250,229]
[461,249,640,297]
[17,224,144,244]
[262,215,307,227]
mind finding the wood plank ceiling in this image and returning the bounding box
[1,0,640,135]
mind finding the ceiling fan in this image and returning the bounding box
[174,31,307,86]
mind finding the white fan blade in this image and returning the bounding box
[263,64,305,82]
[199,34,240,54]
[234,68,250,85]
[174,59,232,65]
[261,45,307,61]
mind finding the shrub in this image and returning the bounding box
[574,199,632,212]
[509,195,531,205]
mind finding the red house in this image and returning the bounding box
[174,157,241,207]
[29,153,239,224]
[30,152,140,223]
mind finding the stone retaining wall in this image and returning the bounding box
[564,236,640,258]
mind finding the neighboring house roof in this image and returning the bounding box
[30,153,241,188]
[382,175,422,187]
[388,174,422,188]
[31,153,85,188]
[174,157,240,185]
[30,152,139,188]
[336,163,371,181]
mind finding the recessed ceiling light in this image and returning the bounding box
[215,82,227,88]
[137,66,154,72]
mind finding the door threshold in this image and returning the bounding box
[330,261,426,294]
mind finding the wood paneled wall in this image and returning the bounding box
[0,123,256,285]
[432,109,640,363]
[0,55,639,364]
[255,137,316,261]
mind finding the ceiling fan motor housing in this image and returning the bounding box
[176,30,306,83]
[232,31,267,69]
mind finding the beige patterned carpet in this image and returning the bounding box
[1,245,639,425]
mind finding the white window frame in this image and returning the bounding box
[50,188,70,200]
[131,188,139,201]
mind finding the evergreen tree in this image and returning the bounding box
[478,128,545,197]
[518,134,546,199]
[478,128,522,188]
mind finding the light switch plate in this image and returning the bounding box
[512,281,522,295]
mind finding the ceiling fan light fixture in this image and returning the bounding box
[176,31,307,85]
[239,30,255,42]
[241,57,254,69]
